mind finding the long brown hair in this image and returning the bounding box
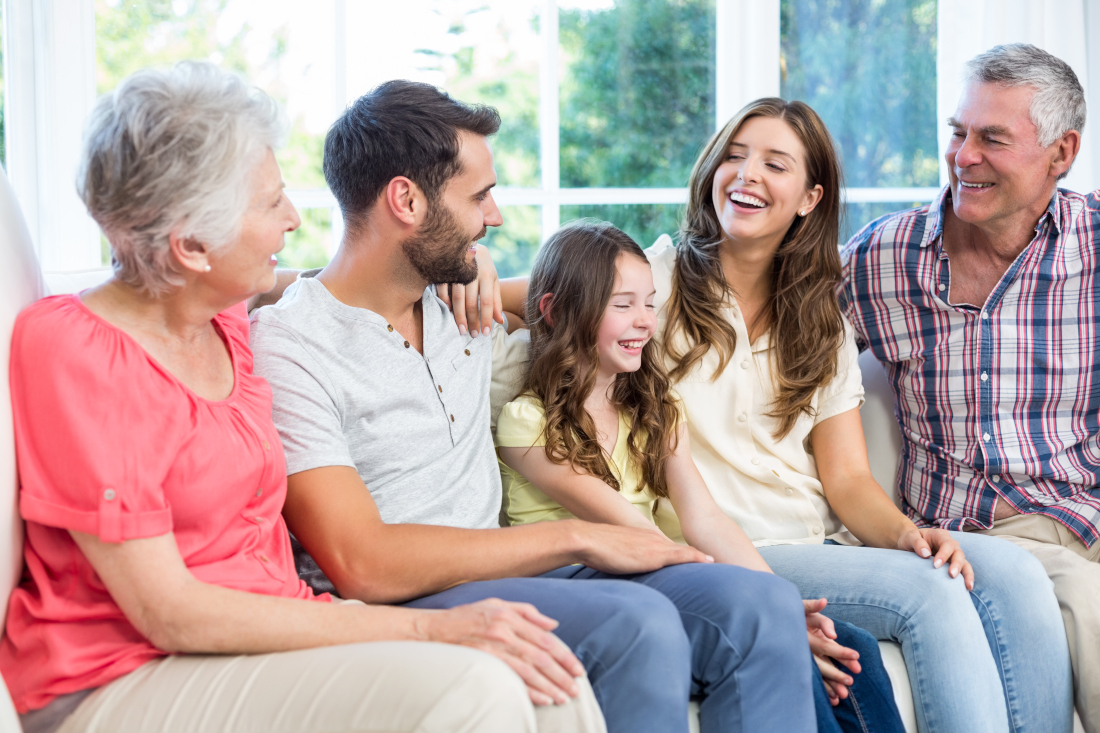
[524,220,680,498]
[664,97,844,439]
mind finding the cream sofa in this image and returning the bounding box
[0,165,923,732]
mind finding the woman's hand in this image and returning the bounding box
[896,528,974,590]
[804,599,860,706]
[436,244,503,337]
[419,597,584,706]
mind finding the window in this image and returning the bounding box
[781,0,940,242]
[11,0,944,273]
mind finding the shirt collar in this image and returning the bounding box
[922,185,1063,248]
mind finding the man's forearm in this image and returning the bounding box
[330,520,592,604]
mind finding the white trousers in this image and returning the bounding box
[56,641,606,733]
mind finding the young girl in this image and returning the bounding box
[496,219,904,733]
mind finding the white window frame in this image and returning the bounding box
[3,0,940,273]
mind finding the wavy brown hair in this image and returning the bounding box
[664,98,844,439]
[524,220,680,498]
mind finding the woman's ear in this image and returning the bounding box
[538,292,555,327]
[169,230,211,274]
[798,183,824,217]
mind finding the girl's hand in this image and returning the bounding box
[804,598,860,706]
[896,528,975,590]
[436,244,503,337]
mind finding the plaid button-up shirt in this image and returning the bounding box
[840,186,1100,547]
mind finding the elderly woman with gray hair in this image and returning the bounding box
[0,62,603,733]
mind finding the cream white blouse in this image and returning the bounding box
[646,236,863,547]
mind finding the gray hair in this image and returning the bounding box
[78,62,287,295]
[964,43,1086,151]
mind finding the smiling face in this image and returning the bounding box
[710,115,823,249]
[207,148,300,298]
[595,253,657,381]
[402,131,503,284]
[946,81,1068,229]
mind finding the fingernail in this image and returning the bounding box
[459,325,467,335]
[934,559,943,568]
[705,555,715,563]
[483,326,491,336]
[920,548,931,557]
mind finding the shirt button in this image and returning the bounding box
[259,555,269,563]
[813,526,822,535]
[738,413,748,422]
[387,325,394,332]
[751,457,761,465]
[438,385,443,393]
[256,488,263,497]
[741,360,750,369]
[785,488,794,496]
[404,340,410,348]
[464,349,471,356]
[263,440,270,450]
[991,476,1000,483]
[980,372,988,382]
[103,489,116,501]
[450,414,455,422]
[938,283,946,292]
[981,312,989,320]
[983,432,991,441]
[254,517,264,523]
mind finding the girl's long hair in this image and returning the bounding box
[524,220,680,498]
[664,98,844,439]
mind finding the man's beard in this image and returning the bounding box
[401,200,484,285]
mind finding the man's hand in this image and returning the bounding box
[436,244,502,337]
[897,528,974,590]
[804,599,860,706]
[420,598,584,706]
[575,522,713,574]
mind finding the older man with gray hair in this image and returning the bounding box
[841,42,1097,731]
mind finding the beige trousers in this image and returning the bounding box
[977,514,1100,733]
[56,641,606,733]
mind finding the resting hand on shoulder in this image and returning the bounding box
[896,527,975,590]
[435,243,503,337]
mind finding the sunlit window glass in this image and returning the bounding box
[780,0,938,190]
[561,203,682,251]
[484,206,541,279]
[93,0,540,267]
[559,0,715,190]
[346,1,541,188]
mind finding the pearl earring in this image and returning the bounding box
[799,210,806,216]
[204,264,212,272]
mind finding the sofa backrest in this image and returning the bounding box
[857,348,904,507]
[0,166,45,730]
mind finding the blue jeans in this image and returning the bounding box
[760,534,1073,733]
[818,621,906,733]
[404,562,815,733]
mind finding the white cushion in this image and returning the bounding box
[0,166,43,731]
[43,268,112,296]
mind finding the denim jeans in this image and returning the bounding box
[760,533,1073,733]
[404,562,816,733]
[818,621,906,733]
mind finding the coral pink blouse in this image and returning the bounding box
[0,296,329,713]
